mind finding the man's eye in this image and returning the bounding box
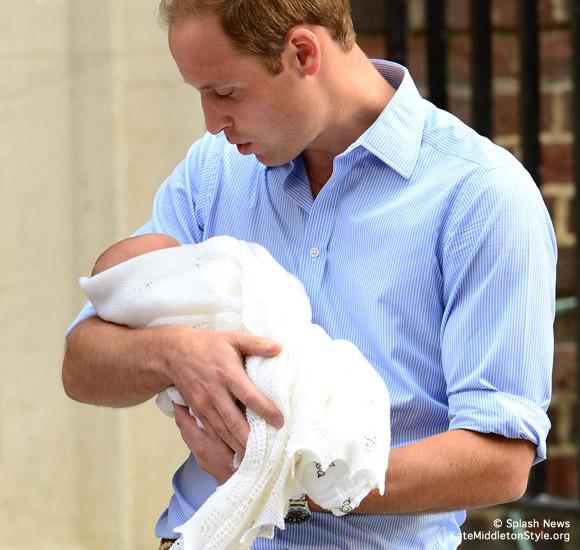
[215,90,234,100]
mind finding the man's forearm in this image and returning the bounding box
[310,429,536,516]
[62,316,174,407]
[63,316,284,455]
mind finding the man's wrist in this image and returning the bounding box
[156,325,191,384]
[285,494,312,523]
[305,495,326,513]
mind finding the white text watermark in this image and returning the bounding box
[456,518,571,543]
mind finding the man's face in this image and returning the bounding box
[169,15,321,167]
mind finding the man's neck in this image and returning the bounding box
[306,160,334,199]
[303,51,396,197]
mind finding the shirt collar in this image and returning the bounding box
[266,60,425,181]
[350,60,425,178]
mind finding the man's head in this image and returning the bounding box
[159,0,355,74]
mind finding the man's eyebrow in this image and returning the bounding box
[182,78,221,91]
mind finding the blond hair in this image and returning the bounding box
[159,0,355,74]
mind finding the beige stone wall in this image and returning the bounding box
[0,1,205,548]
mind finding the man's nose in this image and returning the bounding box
[201,96,233,135]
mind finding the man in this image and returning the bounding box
[62,0,557,547]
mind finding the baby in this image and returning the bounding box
[91,233,181,276]
[81,233,390,547]
[89,231,212,421]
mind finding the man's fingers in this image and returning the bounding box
[232,380,285,429]
[172,329,284,457]
[186,378,249,454]
[198,398,248,456]
[173,404,236,484]
[230,333,285,430]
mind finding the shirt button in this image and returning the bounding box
[310,247,321,259]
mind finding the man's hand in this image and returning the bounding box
[174,403,237,485]
[63,317,284,462]
[166,327,284,457]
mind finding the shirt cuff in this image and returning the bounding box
[448,389,551,465]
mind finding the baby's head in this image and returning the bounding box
[91,234,180,276]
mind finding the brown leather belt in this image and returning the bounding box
[159,539,176,550]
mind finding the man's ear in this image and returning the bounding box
[283,27,321,76]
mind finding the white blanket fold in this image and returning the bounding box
[80,236,390,550]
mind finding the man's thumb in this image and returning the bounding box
[234,333,283,357]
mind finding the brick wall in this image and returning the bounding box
[353,0,578,543]
[356,0,576,293]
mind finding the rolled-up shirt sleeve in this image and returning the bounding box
[440,164,557,463]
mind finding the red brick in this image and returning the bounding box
[554,245,575,295]
[541,143,574,183]
[540,90,580,133]
[446,0,470,31]
[448,89,471,127]
[538,0,551,26]
[538,89,574,134]
[492,34,519,78]
[540,191,575,252]
[446,1,551,35]
[539,0,554,26]
[357,35,387,60]
[554,243,576,295]
[547,400,578,451]
[540,30,572,81]
[491,0,518,30]
[539,0,573,26]
[540,90,555,133]
[447,34,471,84]
[541,188,573,245]
[568,192,576,237]
[493,90,521,136]
[547,408,559,445]
[546,455,578,499]
[406,35,427,86]
[552,342,576,390]
[560,89,574,132]
[490,0,571,30]
[446,33,518,83]
[542,192,556,219]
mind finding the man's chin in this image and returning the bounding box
[254,152,294,168]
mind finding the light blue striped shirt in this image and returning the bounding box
[69,61,556,549]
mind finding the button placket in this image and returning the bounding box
[297,167,350,309]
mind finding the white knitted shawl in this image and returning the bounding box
[80,236,390,550]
